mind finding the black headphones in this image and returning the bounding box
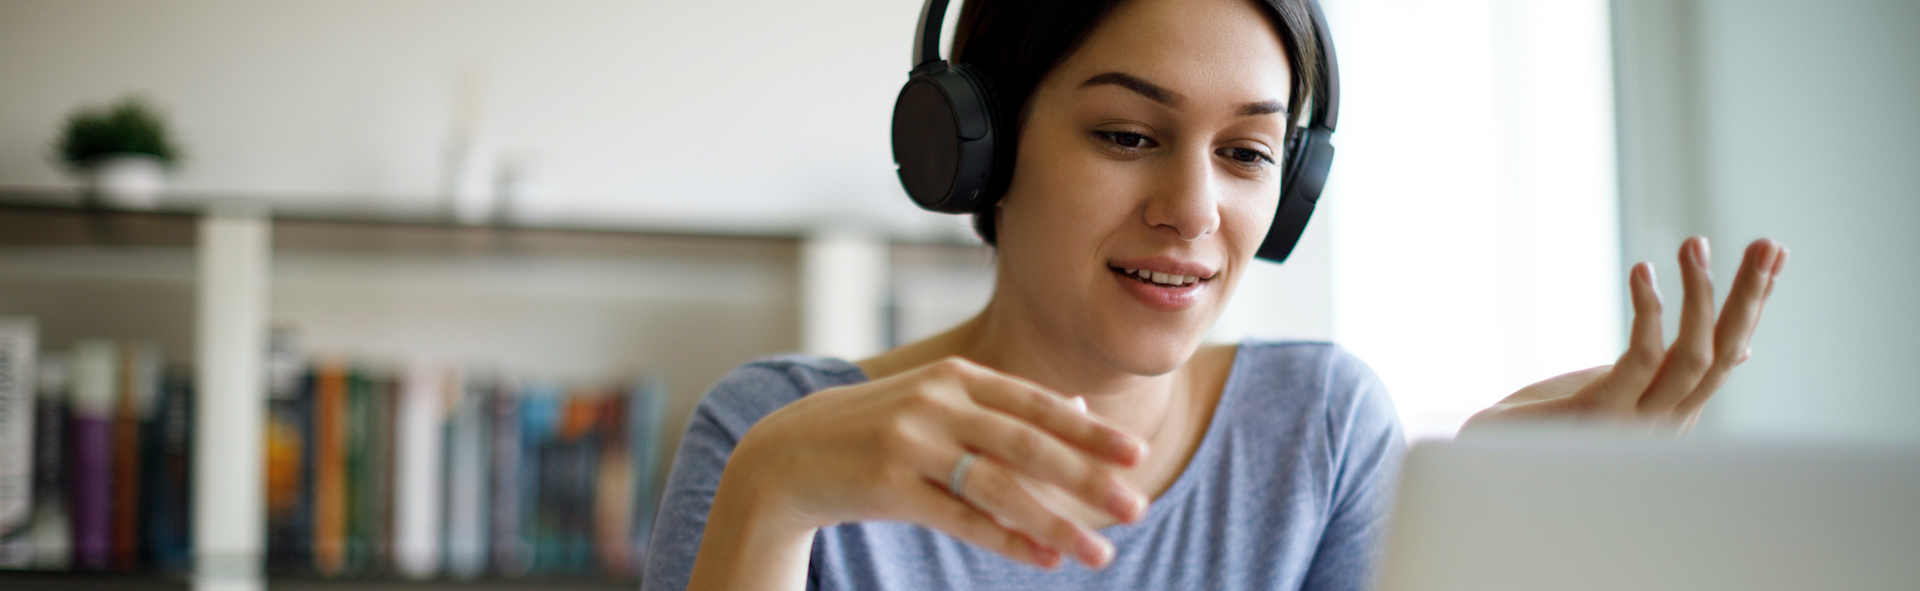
[889,0,1340,263]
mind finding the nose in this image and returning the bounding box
[1140,149,1221,241]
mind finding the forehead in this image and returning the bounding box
[1050,0,1294,106]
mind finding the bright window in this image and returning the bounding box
[1324,0,1625,441]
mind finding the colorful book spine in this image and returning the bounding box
[310,361,348,576]
[392,362,447,579]
[369,372,398,575]
[66,339,117,571]
[264,329,310,573]
[629,376,668,566]
[555,393,600,573]
[0,317,36,536]
[442,371,492,580]
[344,368,373,574]
[593,391,633,578]
[109,341,158,571]
[517,383,559,574]
[489,379,527,576]
[142,366,193,573]
[28,353,69,570]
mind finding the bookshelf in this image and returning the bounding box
[0,189,995,591]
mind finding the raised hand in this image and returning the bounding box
[1462,237,1789,436]
[688,357,1151,591]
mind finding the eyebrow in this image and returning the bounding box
[1079,71,1288,118]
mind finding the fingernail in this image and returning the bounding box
[1106,483,1145,521]
[1697,238,1712,266]
[1076,534,1113,567]
[1070,396,1088,414]
[1112,438,1146,464]
[1032,542,1062,568]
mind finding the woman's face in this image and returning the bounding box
[992,0,1294,376]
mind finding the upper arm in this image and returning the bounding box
[1299,349,1406,591]
[642,364,804,591]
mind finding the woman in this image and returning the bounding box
[646,0,1788,588]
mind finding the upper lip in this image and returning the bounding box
[1107,256,1220,281]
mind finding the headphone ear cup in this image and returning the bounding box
[891,63,1006,214]
[887,63,1006,214]
[1254,127,1335,262]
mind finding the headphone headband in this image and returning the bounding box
[1304,0,1339,131]
[912,0,952,68]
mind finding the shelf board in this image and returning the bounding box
[0,187,990,252]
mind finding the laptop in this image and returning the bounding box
[1377,432,1920,591]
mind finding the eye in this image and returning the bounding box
[1219,147,1276,166]
[1094,130,1156,151]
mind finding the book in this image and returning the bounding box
[344,367,372,574]
[264,328,310,573]
[392,361,447,579]
[28,353,69,570]
[442,370,492,580]
[628,376,668,568]
[265,364,311,572]
[516,383,560,574]
[67,340,118,571]
[489,378,527,576]
[309,360,348,576]
[553,392,600,573]
[593,390,633,578]
[142,366,193,573]
[109,340,158,571]
[369,371,398,575]
[0,317,36,537]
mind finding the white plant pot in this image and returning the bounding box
[87,153,167,210]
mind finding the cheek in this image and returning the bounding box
[1223,187,1281,258]
[998,133,1140,258]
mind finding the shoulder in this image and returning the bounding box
[691,353,868,443]
[1228,340,1388,403]
[1225,340,1400,446]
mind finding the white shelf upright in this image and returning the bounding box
[193,204,271,591]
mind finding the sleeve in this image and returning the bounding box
[1298,347,1407,591]
[642,364,804,591]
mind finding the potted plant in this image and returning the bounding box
[54,95,183,209]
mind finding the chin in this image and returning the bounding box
[1093,318,1214,377]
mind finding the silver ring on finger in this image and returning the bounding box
[948,452,979,500]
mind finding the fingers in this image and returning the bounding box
[951,408,1147,523]
[944,360,1147,466]
[898,479,1063,568]
[1590,262,1665,409]
[1637,237,1717,412]
[942,452,1113,568]
[1674,239,1785,416]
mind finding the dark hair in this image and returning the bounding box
[949,0,1324,245]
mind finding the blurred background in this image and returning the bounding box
[0,0,1914,588]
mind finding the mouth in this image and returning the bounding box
[1109,266,1206,288]
[1106,260,1215,313]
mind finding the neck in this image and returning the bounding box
[967,301,1189,442]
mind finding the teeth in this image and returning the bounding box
[1118,267,1201,286]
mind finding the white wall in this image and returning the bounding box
[0,0,958,236]
[1616,0,1920,443]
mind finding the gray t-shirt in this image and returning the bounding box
[644,340,1404,591]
